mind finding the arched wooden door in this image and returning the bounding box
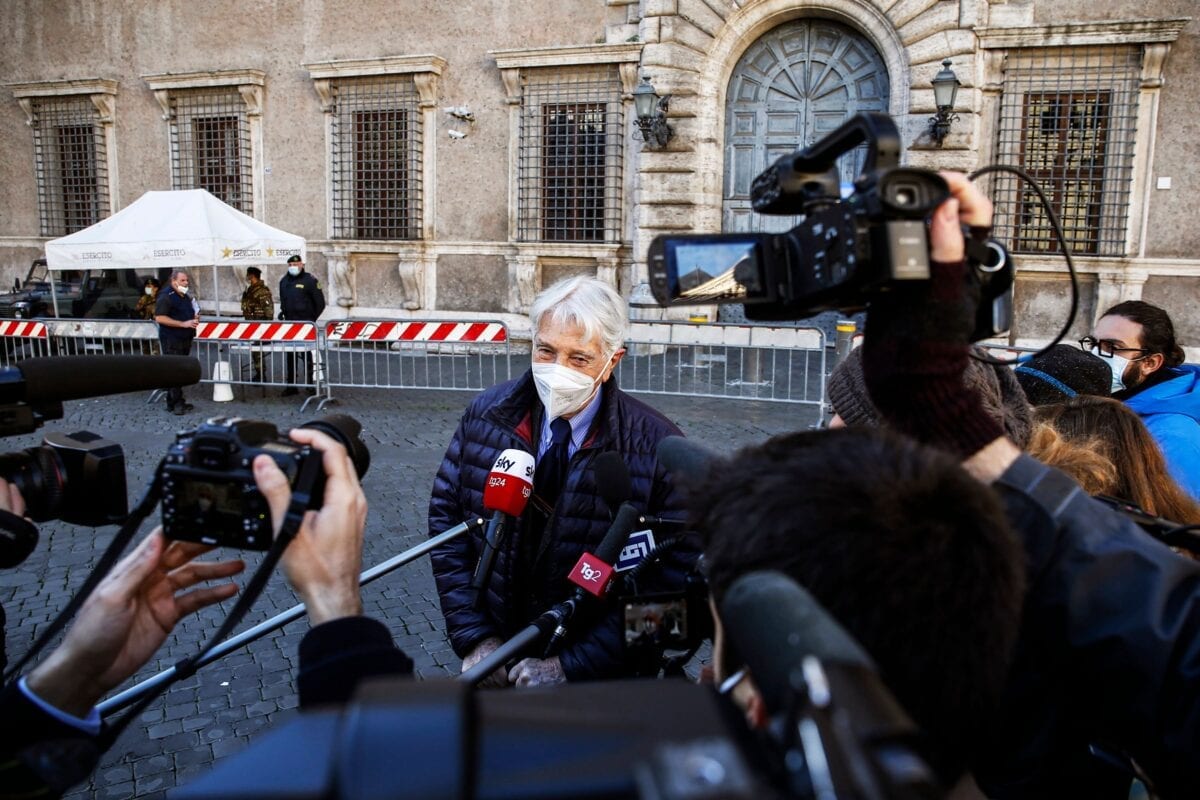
[723,20,890,234]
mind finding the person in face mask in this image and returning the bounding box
[153,270,199,416]
[1084,300,1200,499]
[428,276,693,688]
[277,255,325,397]
[134,277,160,320]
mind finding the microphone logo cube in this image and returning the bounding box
[569,552,615,597]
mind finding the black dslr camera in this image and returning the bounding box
[161,414,370,550]
[648,112,1013,341]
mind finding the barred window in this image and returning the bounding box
[518,67,623,243]
[168,89,253,214]
[30,96,109,236]
[991,47,1141,256]
[331,77,422,240]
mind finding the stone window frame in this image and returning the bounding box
[143,69,266,218]
[305,56,446,312]
[977,19,1189,263]
[10,78,119,236]
[306,55,446,243]
[490,43,643,311]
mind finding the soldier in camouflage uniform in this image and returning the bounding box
[241,267,274,381]
[135,277,160,320]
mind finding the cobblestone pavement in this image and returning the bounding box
[0,380,818,799]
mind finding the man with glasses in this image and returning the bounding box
[1082,300,1200,499]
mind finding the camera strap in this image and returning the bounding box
[2,461,166,684]
[99,453,323,747]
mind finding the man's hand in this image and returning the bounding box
[254,428,367,626]
[462,637,506,688]
[26,531,243,717]
[508,656,565,688]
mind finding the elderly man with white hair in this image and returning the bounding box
[428,276,694,686]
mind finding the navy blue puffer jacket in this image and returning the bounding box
[428,371,695,679]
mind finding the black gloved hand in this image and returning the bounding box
[861,176,1004,459]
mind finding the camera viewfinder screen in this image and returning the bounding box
[173,479,243,537]
[666,239,761,303]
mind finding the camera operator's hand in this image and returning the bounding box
[0,476,26,518]
[508,656,565,688]
[861,172,1006,461]
[461,636,507,688]
[254,428,367,626]
[25,531,243,717]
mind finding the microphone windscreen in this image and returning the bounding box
[482,448,534,517]
[592,451,632,514]
[593,501,643,566]
[720,570,875,714]
[12,355,201,404]
[657,436,722,483]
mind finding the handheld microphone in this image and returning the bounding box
[470,448,535,609]
[0,355,202,404]
[546,501,644,652]
[656,435,722,484]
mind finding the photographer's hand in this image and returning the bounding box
[254,429,367,626]
[25,531,243,717]
[861,172,1008,461]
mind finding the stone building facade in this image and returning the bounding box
[1,0,1196,349]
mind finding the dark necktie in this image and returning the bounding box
[535,417,572,508]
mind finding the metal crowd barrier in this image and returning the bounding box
[320,319,512,409]
[193,318,325,410]
[619,321,827,409]
[0,320,54,368]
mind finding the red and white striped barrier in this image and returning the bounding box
[0,320,48,338]
[325,320,507,343]
[197,321,317,341]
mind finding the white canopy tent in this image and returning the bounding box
[44,188,305,317]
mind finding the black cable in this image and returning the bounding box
[967,164,1080,368]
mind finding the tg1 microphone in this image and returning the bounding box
[470,448,535,609]
[546,501,643,652]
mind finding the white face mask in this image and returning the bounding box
[532,361,605,420]
[176,285,189,296]
[288,266,301,277]
[1106,353,1131,393]
[145,287,154,295]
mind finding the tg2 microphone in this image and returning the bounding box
[545,501,643,652]
[470,448,535,609]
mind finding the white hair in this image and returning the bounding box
[529,276,628,354]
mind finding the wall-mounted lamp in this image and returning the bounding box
[633,75,673,149]
[928,59,961,145]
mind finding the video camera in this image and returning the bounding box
[647,112,1013,341]
[161,413,370,550]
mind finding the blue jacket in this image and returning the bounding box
[428,371,694,680]
[1124,365,1200,500]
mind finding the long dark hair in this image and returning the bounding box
[1102,300,1186,368]
[1036,395,1200,524]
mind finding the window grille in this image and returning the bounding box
[518,67,624,243]
[991,46,1141,256]
[30,96,109,236]
[330,77,422,240]
[168,89,253,214]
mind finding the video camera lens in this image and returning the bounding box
[0,431,126,527]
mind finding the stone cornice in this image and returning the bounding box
[490,42,643,71]
[303,54,448,81]
[8,78,119,97]
[976,18,1190,49]
[141,68,265,90]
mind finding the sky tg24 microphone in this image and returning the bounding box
[471,449,535,608]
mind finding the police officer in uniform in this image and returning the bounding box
[154,270,198,415]
[241,266,274,382]
[278,254,325,396]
